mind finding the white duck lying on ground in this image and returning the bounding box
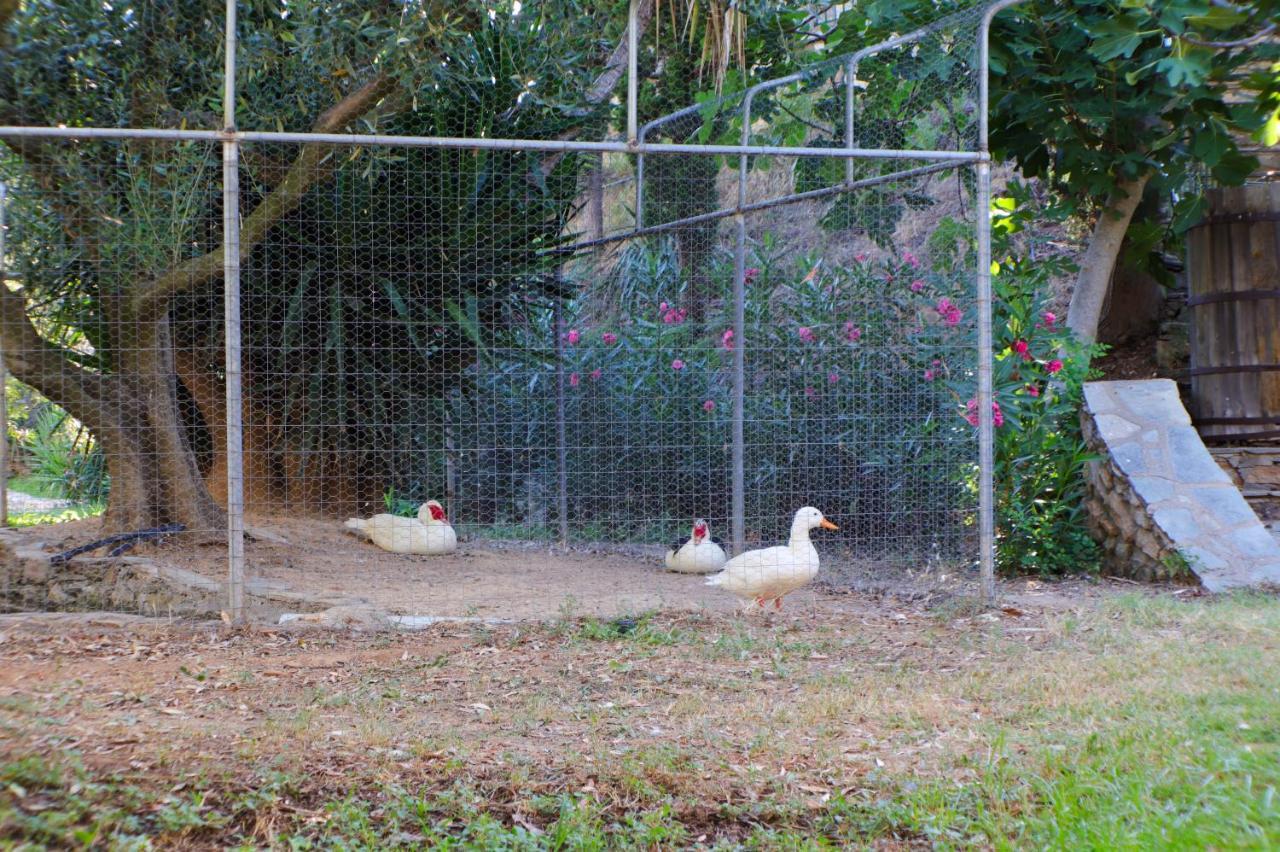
[344,499,457,555]
[664,518,727,574]
[705,506,837,610]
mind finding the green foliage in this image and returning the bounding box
[817,0,1278,287]
[982,187,1104,575]
[446,233,978,558]
[382,488,419,519]
[988,263,1103,576]
[19,407,108,505]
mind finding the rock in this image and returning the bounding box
[280,606,393,630]
[1081,379,1280,591]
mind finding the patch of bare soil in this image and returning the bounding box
[17,515,987,622]
[1094,334,1167,382]
[0,582,1148,846]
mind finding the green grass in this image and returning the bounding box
[6,503,104,528]
[5,475,60,499]
[2,592,1277,849]
[3,473,104,527]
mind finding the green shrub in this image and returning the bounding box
[23,407,108,504]
[988,260,1102,575]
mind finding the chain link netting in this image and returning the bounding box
[0,1,993,618]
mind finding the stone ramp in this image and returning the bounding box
[1081,379,1280,591]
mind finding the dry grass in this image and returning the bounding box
[0,585,1277,848]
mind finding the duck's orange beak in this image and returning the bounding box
[820,518,838,531]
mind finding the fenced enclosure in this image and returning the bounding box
[0,0,1014,620]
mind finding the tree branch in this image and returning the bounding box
[585,0,656,105]
[539,0,657,178]
[1182,23,1277,49]
[132,72,398,320]
[0,282,110,425]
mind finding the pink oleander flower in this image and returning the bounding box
[827,371,840,385]
[703,399,715,413]
[1012,339,1030,360]
[590,368,602,381]
[844,321,862,342]
[798,326,816,344]
[910,279,925,293]
[671,359,685,371]
[569,372,580,387]
[924,369,936,381]
[936,298,962,327]
[903,251,920,269]
[804,386,817,400]
[744,267,760,285]
[1026,383,1040,397]
[721,328,734,351]
[565,329,580,345]
[1042,311,1057,326]
[855,252,868,263]
[662,310,678,324]
[1046,359,1063,374]
[601,332,617,345]
[932,359,942,367]
[965,398,1004,428]
[659,301,669,313]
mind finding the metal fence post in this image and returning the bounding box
[627,0,639,146]
[223,0,246,621]
[553,299,569,545]
[444,399,457,523]
[0,182,8,528]
[731,217,746,554]
[976,0,1026,606]
[976,160,995,605]
[730,93,757,555]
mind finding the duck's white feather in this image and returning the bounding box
[345,503,457,555]
[665,536,727,574]
[705,507,831,604]
[704,543,819,599]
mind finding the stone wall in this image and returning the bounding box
[1080,380,1280,590]
[1210,447,1280,532]
[0,528,336,621]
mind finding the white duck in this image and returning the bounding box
[344,499,457,555]
[705,506,837,610]
[664,518,727,574]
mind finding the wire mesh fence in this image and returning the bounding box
[0,0,1003,620]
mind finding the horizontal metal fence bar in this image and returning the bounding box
[0,125,985,162]
[554,160,962,255]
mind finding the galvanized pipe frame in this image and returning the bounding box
[0,125,983,162]
[0,0,1027,613]
[0,182,7,529]
[557,160,963,255]
[976,0,1027,605]
[223,0,245,621]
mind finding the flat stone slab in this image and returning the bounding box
[1083,380,1280,591]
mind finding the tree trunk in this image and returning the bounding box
[1066,173,1153,343]
[0,281,223,535]
[173,348,281,511]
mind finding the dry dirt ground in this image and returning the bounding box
[25,515,978,621]
[0,576,1164,848]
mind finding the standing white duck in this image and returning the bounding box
[664,518,727,574]
[705,507,837,610]
[344,499,457,555]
